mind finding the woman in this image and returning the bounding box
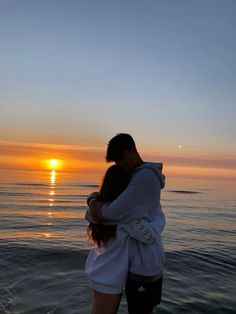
[85,165,165,314]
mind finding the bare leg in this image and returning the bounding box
[91,290,122,314]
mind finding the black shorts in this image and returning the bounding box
[125,272,163,314]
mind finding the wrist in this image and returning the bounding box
[87,197,97,207]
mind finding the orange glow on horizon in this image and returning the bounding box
[0,140,235,180]
[165,165,236,180]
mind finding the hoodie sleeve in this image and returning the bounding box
[101,169,161,223]
[119,211,165,244]
[119,210,166,243]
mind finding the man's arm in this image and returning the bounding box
[88,169,161,224]
[120,210,165,244]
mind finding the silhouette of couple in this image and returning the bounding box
[85,133,165,314]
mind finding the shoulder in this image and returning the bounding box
[133,168,162,191]
[133,167,157,181]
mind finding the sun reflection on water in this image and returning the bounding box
[44,170,58,237]
[44,233,51,238]
[50,170,56,186]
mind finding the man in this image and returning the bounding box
[87,133,165,314]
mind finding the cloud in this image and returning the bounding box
[143,150,236,170]
[0,140,105,161]
[0,140,235,179]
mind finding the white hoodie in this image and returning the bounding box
[101,162,165,223]
[85,162,166,293]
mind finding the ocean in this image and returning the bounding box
[0,168,235,314]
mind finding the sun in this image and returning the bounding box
[48,159,61,170]
[50,159,58,168]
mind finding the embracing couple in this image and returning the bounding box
[85,133,166,314]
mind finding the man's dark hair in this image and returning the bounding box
[106,133,136,162]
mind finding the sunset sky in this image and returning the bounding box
[0,0,236,180]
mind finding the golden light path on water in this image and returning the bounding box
[44,169,57,238]
[44,159,62,237]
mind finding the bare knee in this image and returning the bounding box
[91,290,121,314]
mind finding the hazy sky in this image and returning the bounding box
[0,0,236,175]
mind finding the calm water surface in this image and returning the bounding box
[0,169,235,313]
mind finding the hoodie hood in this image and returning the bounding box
[133,162,165,189]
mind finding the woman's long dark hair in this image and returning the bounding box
[87,165,130,247]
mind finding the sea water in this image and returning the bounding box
[0,169,235,313]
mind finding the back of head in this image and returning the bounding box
[99,164,130,202]
[88,165,130,247]
[106,133,135,162]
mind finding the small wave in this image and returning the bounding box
[0,191,40,197]
[13,183,48,186]
[166,248,236,271]
[0,242,89,266]
[0,191,89,199]
[168,190,202,194]
[67,184,99,188]
[0,204,85,211]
